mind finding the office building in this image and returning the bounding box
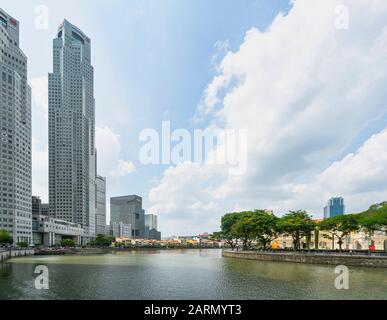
[32,214,85,247]
[111,222,131,238]
[48,20,96,242]
[145,214,160,239]
[0,9,32,244]
[95,175,106,235]
[110,195,145,238]
[324,197,345,219]
[145,213,157,238]
[105,224,111,236]
[148,228,161,241]
[32,195,84,246]
[32,196,48,214]
[145,214,157,230]
[41,203,49,216]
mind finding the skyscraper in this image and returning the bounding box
[110,195,145,238]
[95,175,106,235]
[144,214,158,238]
[48,20,96,241]
[324,197,345,219]
[0,9,32,244]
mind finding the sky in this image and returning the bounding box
[2,0,387,237]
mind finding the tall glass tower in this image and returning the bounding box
[110,195,145,238]
[0,9,32,244]
[324,197,345,219]
[48,20,96,241]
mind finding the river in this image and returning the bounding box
[0,249,386,299]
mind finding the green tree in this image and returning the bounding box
[277,210,316,251]
[253,210,280,250]
[17,241,29,248]
[89,234,115,247]
[356,202,387,249]
[220,212,242,250]
[231,212,257,251]
[60,239,76,247]
[0,230,13,246]
[319,215,359,252]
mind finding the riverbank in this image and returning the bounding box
[222,250,387,268]
[0,249,34,262]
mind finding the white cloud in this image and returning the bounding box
[96,126,135,177]
[283,127,387,214]
[149,0,387,236]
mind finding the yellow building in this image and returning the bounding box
[273,219,387,251]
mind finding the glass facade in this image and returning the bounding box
[324,197,345,219]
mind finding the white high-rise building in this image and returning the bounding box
[48,20,96,242]
[95,175,106,235]
[0,9,32,244]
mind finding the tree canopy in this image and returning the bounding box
[355,202,387,232]
[60,239,76,247]
[216,201,387,252]
[318,214,359,251]
[274,210,316,250]
[0,230,13,246]
[89,234,115,247]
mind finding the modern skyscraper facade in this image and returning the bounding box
[110,195,145,238]
[145,213,158,238]
[111,222,132,239]
[0,9,32,244]
[95,175,106,235]
[324,197,345,219]
[48,20,96,240]
[32,196,42,215]
[145,214,158,230]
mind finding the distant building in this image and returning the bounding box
[111,222,132,238]
[145,214,158,239]
[32,196,43,216]
[32,196,49,215]
[148,228,161,241]
[105,225,111,236]
[198,232,210,239]
[324,197,345,219]
[95,176,106,235]
[32,196,84,246]
[41,203,49,216]
[110,195,145,238]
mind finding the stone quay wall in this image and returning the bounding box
[0,249,35,262]
[222,250,387,268]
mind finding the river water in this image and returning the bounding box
[0,249,386,300]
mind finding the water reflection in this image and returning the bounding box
[0,249,386,300]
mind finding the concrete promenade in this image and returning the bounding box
[0,249,35,262]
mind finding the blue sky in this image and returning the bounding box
[1,0,290,230]
[2,0,387,236]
